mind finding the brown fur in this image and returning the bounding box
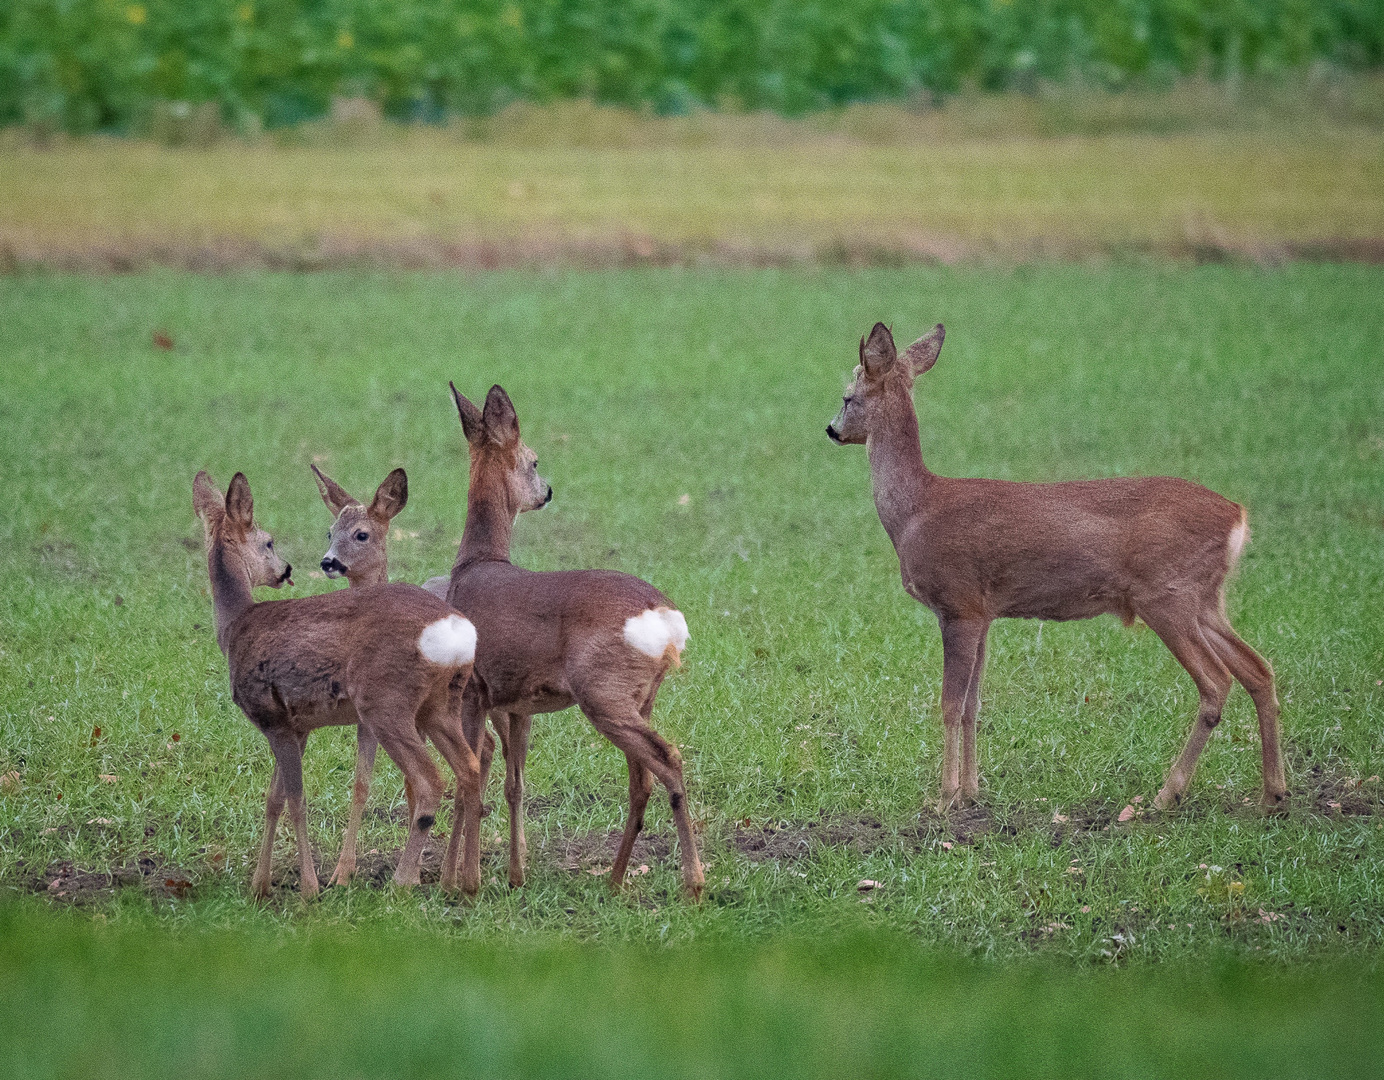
[193,470,485,899]
[310,464,498,889]
[827,323,1286,813]
[443,383,704,899]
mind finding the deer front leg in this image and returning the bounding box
[265,729,318,900]
[937,619,985,814]
[502,712,531,888]
[960,625,989,806]
[329,727,378,887]
[251,762,286,898]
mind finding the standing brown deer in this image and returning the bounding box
[193,470,485,898]
[826,323,1285,814]
[439,383,703,900]
[309,463,496,887]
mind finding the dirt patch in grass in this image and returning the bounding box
[27,855,198,905]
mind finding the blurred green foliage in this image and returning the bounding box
[1,0,1381,133]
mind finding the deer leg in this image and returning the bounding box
[329,727,378,887]
[423,723,484,896]
[581,706,703,901]
[937,620,985,814]
[1143,616,1233,811]
[442,691,489,890]
[610,756,655,888]
[502,713,531,888]
[251,762,286,898]
[265,729,318,900]
[960,625,990,806]
[1202,616,1286,811]
[371,727,443,887]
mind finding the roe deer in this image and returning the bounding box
[193,470,484,898]
[826,323,1285,814]
[310,463,496,887]
[440,383,703,899]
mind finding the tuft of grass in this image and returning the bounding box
[0,266,1381,963]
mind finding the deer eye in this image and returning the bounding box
[355,531,369,542]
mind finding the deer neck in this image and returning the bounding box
[208,543,255,654]
[456,469,515,572]
[867,398,934,545]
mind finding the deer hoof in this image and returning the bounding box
[1260,790,1289,815]
[327,862,354,888]
[1152,789,1180,812]
[508,869,526,889]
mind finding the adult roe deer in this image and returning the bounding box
[826,323,1285,814]
[310,463,497,887]
[193,470,484,898]
[438,383,703,899]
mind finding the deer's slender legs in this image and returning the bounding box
[610,756,655,887]
[937,619,986,813]
[264,728,318,900]
[1142,613,1233,810]
[421,722,484,896]
[370,723,443,887]
[251,763,286,898]
[1202,614,1286,810]
[329,728,378,887]
[959,625,990,806]
[579,703,702,901]
[499,712,531,888]
[443,689,492,891]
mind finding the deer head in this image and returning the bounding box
[827,322,945,446]
[312,464,408,585]
[450,383,552,515]
[193,470,292,589]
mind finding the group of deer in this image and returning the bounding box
[197,323,1286,902]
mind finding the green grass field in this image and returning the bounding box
[1,265,1382,1072]
[4,96,1382,268]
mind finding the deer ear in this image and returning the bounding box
[482,384,520,447]
[224,472,254,532]
[860,322,897,378]
[193,471,224,525]
[311,464,359,517]
[368,468,408,523]
[450,382,485,445]
[903,324,945,377]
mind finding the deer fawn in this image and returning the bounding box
[827,323,1286,814]
[439,383,703,900]
[193,470,485,898]
[310,463,496,887]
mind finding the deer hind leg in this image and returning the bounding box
[581,704,703,901]
[422,723,484,896]
[960,625,990,806]
[1143,613,1233,811]
[265,729,318,900]
[370,725,443,888]
[610,756,655,887]
[500,713,531,888]
[251,762,286,898]
[329,727,378,887]
[442,690,490,892]
[1202,614,1286,811]
[937,619,986,814]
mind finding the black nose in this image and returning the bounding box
[279,563,293,583]
[321,556,345,574]
[542,485,553,506]
[826,424,841,442]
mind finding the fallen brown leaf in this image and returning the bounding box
[857,879,882,892]
[98,774,119,783]
[1118,805,1136,822]
[153,331,175,350]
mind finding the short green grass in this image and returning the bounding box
[2,265,1381,962]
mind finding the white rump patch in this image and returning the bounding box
[623,607,690,659]
[418,614,477,666]
[1227,516,1249,568]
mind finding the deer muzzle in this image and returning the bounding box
[321,556,347,578]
